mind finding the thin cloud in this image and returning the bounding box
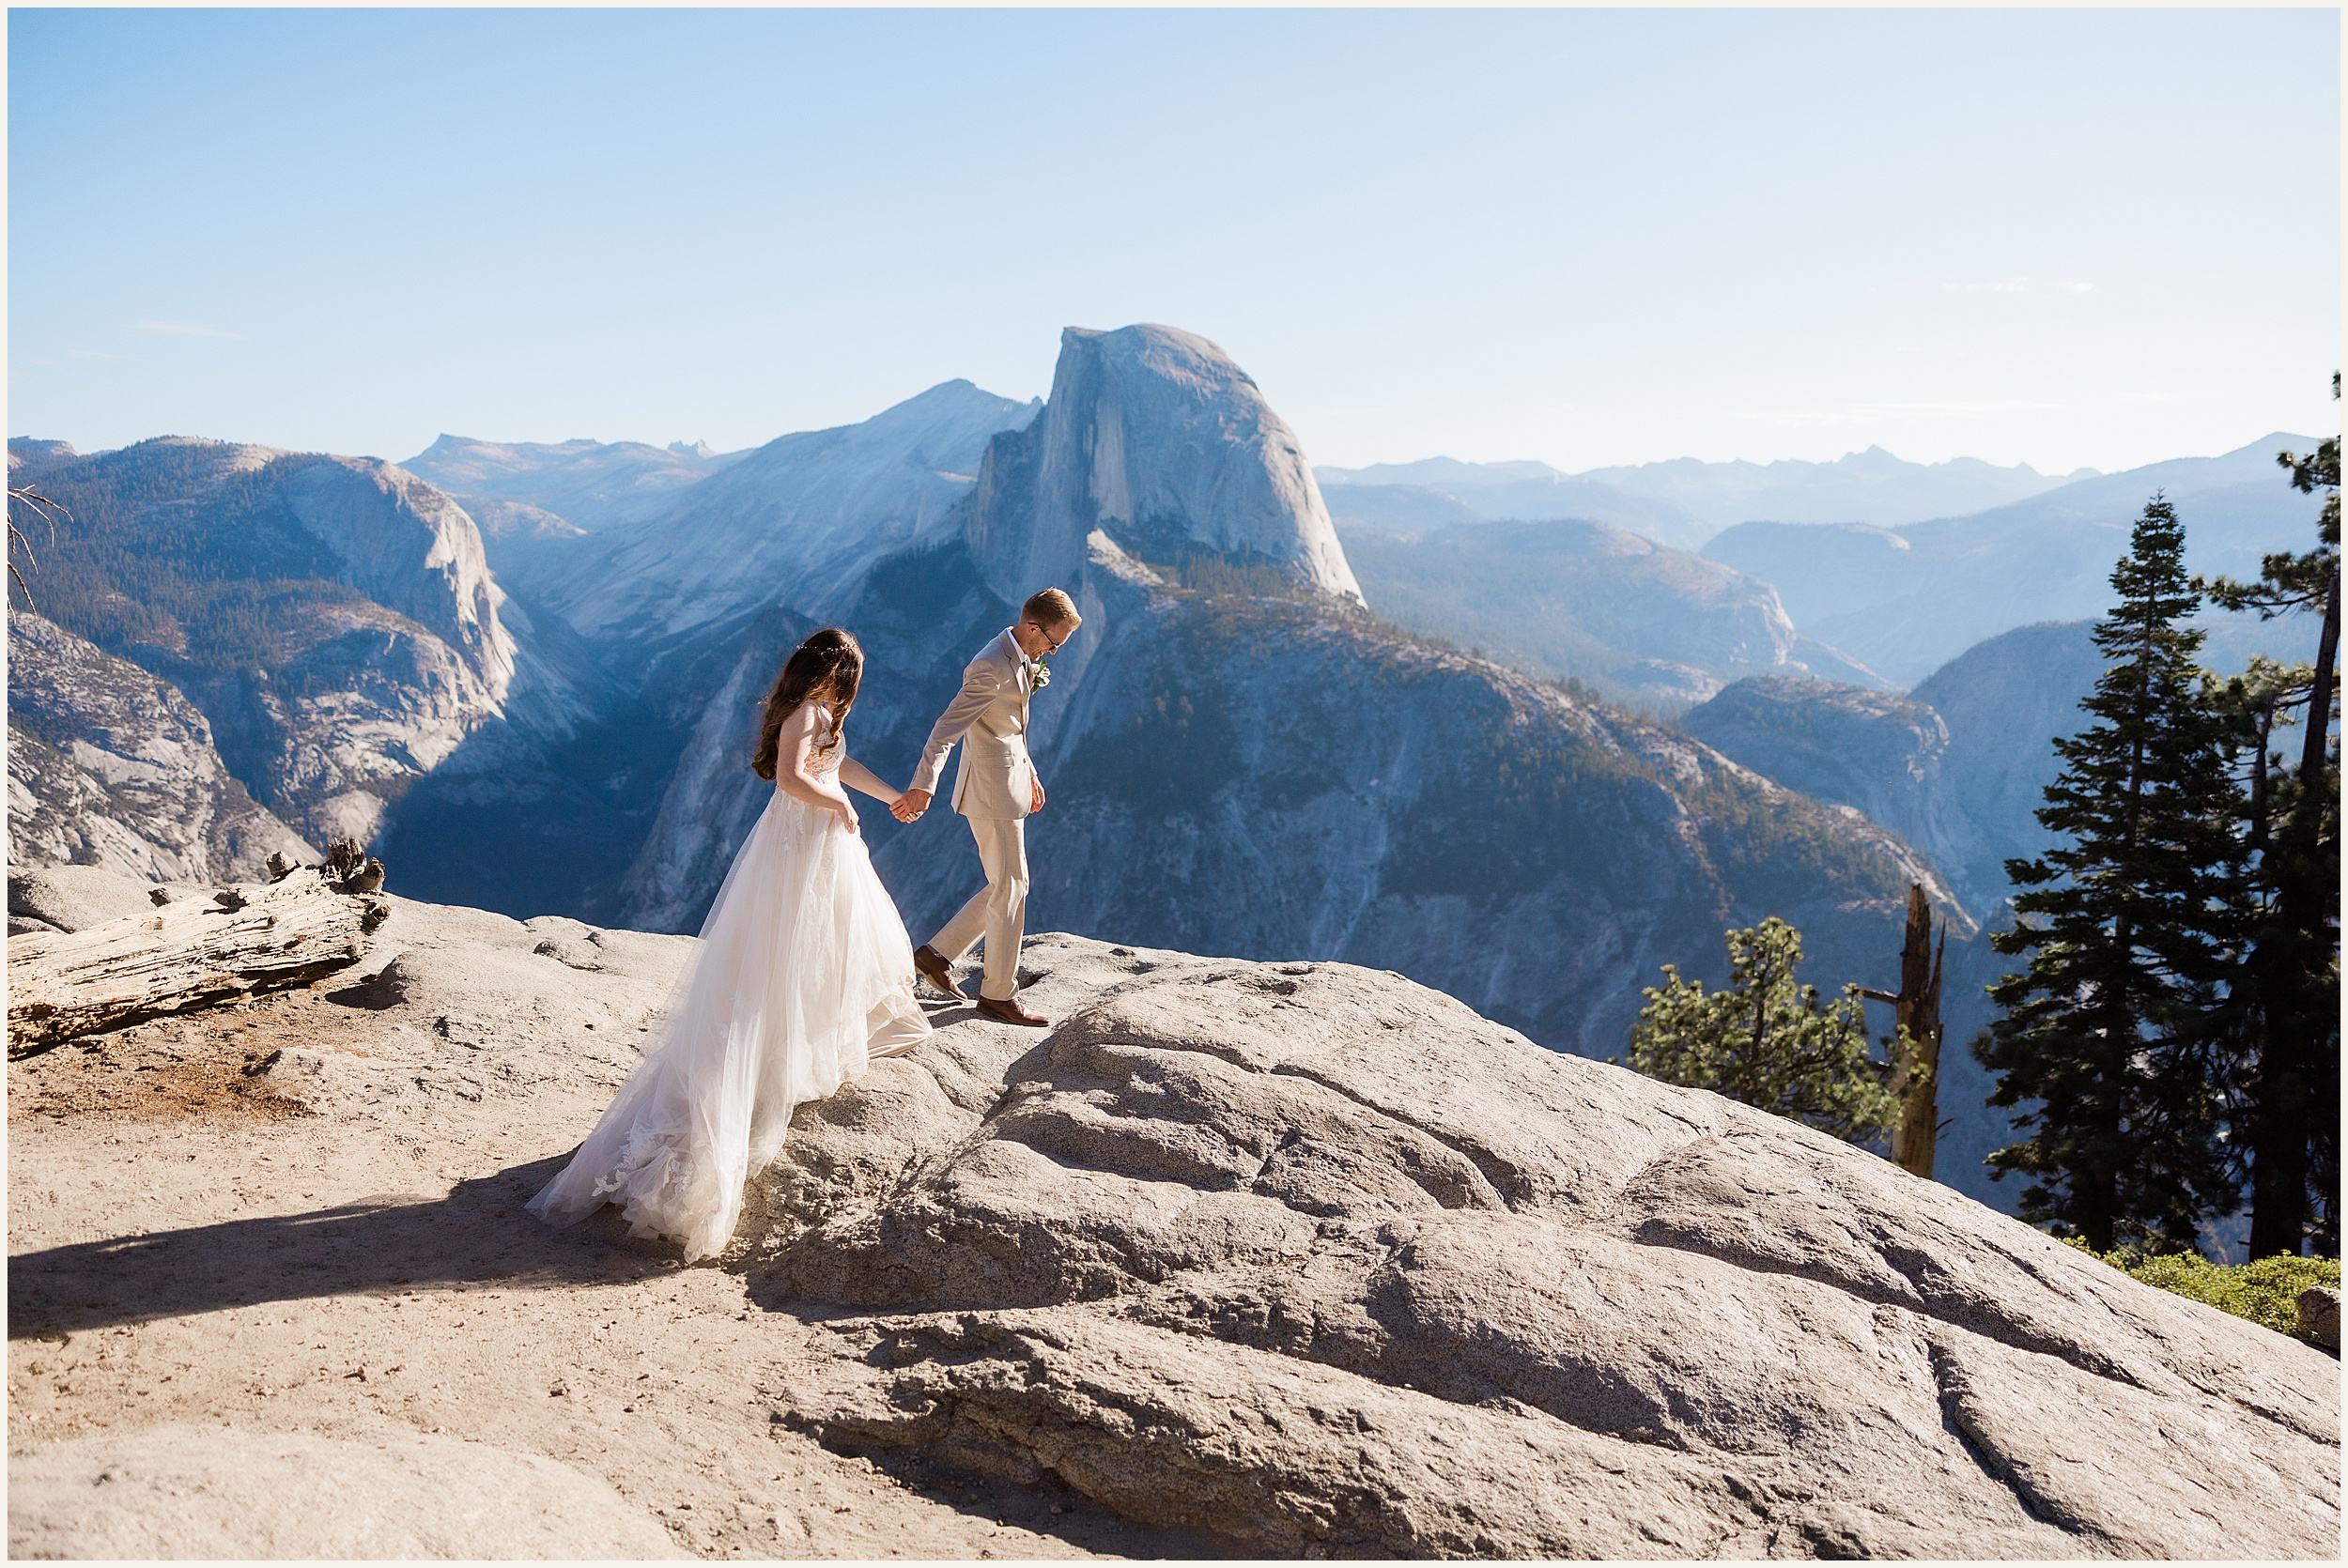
[128,319,239,339]
[68,348,117,361]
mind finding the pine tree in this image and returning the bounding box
[1977,495,2244,1253]
[1623,916,1901,1145]
[2196,381,2340,1257]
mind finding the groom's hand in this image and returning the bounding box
[893,789,931,822]
[1029,777,1046,814]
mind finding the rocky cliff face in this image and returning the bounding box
[855,537,1964,1057]
[273,456,517,704]
[965,326,1360,606]
[1682,623,2113,927]
[1907,621,2112,909]
[1681,676,1955,876]
[1336,516,1885,710]
[3,438,584,853]
[8,611,317,885]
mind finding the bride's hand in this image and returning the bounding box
[835,799,861,835]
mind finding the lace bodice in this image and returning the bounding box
[809,705,843,777]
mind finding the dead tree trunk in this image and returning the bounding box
[1861,884,1946,1178]
[7,869,389,1055]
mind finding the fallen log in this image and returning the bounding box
[7,868,390,1056]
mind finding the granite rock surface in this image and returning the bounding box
[7,874,2336,1560]
[965,325,1362,606]
[7,610,317,887]
[8,1427,685,1559]
[750,934,2340,1559]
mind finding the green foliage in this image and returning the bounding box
[1621,916,1902,1145]
[1679,769,1915,910]
[2192,377,2340,1259]
[2062,1237,2340,1343]
[1979,496,2246,1254]
[1171,552,1323,603]
[13,441,367,676]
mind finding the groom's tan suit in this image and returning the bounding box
[910,629,1040,1002]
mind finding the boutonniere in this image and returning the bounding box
[1029,654,1051,690]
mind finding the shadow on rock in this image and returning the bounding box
[8,1153,684,1338]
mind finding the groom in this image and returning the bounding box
[890,587,1082,1027]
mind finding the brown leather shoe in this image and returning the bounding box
[975,993,1049,1028]
[913,945,966,1001]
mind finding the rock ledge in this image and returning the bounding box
[748,934,2339,1560]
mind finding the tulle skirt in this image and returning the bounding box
[525,787,930,1261]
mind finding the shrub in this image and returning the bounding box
[2064,1237,2340,1343]
[1620,916,1901,1146]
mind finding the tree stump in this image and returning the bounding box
[7,869,390,1055]
[1859,884,1947,1179]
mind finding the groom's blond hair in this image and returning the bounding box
[1023,587,1081,630]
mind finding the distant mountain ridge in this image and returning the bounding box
[531,378,1042,639]
[1703,432,2324,683]
[1578,445,2095,529]
[1316,446,2093,550]
[401,432,749,531]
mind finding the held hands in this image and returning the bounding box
[892,788,931,823]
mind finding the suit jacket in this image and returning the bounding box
[910,629,1036,821]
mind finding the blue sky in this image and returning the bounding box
[8,8,2339,474]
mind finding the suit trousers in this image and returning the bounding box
[929,814,1028,1002]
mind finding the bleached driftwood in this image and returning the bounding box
[7,868,390,1055]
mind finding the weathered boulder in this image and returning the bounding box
[2301,1287,2340,1351]
[6,1426,682,1558]
[749,934,2340,1560]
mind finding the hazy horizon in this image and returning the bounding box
[8,8,2338,476]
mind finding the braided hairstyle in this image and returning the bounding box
[751,627,863,780]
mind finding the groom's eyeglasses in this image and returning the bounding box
[1029,623,1066,653]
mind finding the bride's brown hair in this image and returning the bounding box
[751,628,863,781]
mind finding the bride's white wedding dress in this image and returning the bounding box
[526,714,930,1261]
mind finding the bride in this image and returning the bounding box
[525,627,932,1261]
